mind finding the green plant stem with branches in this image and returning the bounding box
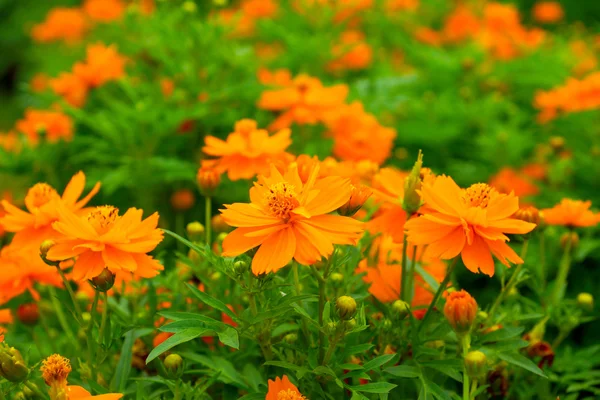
[418,258,458,334]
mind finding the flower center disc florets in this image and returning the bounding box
[27,183,58,209]
[41,354,71,386]
[266,182,299,221]
[87,206,119,232]
[463,183,494,208]
[277,389,307,400]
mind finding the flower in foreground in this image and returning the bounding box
[0,172,100,250]
[266,375,306,400]
[46,204,164,281]
[404,176,536,276]
[220,164,364,275]
[202,119,292,181]
[542,199,599,228]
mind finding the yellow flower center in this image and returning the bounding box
[265,182,299,221]
[41,354,71,386]
[277,389,306,400]
[87,206,119,232]
[463,183,493,208]
[26,183,58,209]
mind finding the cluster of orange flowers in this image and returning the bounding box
[327,30,373,73]
[534,71,600,123]
[216,0,279,38]
[0,172,163,307]
[13,109,74,147]
[420,2,546,60]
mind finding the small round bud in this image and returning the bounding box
[82,312,91,324]
[392,300,410,319]
[90,268,116,292]
[338,185,372,217]
[330,272,344,283]
[210,272,222,281]
[577,292,594,312]
[186,221,205,242]
[336,296,357,321]
[477,311,489,321]
[170,189,195,211]
[507,287,519,300]
[39,240,56,264]
[216,232,228,244]
[182,1,197,13]
[560,232,579,252]
[465,350,487,379]
[188,248,202,264]
[211,215,231,233]
[17,303,39,325]
[197,166,221,196]
[325,321,338,336]
[22,382,39,397]
[425,340,445,349]
[444,290,478,335]
[283,333,298,344]
[549,136,565,151]
[344,318,357,331]
[233,260,248,275]
[164,354,184,377]
[513,206,540,226]
[382,319,393,330]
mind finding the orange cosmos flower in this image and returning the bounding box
[46,205,164,281]
[542,199,599,228]
[0,131,21,153]
[324,102,396,165]
[31,8,89,43]
[404,176,536,276]
[258,74,348,131]
[489,167,539,198]
[83,0,126,22]
[221,164,364,275]
[532,1,564,24]
[73,43,127,88]
[441,5,480,43]
[68,385,123,400]
[356,235,445,306]
[266,376,306,400]
[15,109,74,145]
[386,0,419,12]
[414,27,443,47]
[50,72,89,108]
[0,310,12,325]
[0,245,62,303]
[327,30,373,72]
[1,172,100,250]
[202,119,293,181]
[257,68,292,86]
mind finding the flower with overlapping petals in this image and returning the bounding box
[543,199,599,228]
[266,375,306,400]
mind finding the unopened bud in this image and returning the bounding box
[444,290,478,335]
[39,240,56,265]
[197,167,221,196]
[392,300,410,319]
[336,296,357,321]
[0,344,29,382]
[22,382,39,398]
[477,311,488,321]
[17,303,39,325]
[560,232,579,252]
[186,221,205,242]
[425,340,445,349]
[164,354,184,378]
[325,321,338,336]
[465,351,487,378]
[338,185,372,217]
[182,1,197,13]
[330,272,344,287]
[513,206,540,226]
[211,215,230,233]
[549,136,565,151]
[283,333,298,343]
[170,189,195,211]
[216,232,228,244]
[577,292,594,312]
[210,272,222,281]
[90,268,116,292]
[188,248,202,264]
[233,260,248,275]
[344,318,357,331]
[403,150,424,214]
[507,287,519,300]
[382,319,392,330]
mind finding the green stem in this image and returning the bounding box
[248,274,258,316]
[322,331,342,365]
[55,266,83,320]
[539,234,546,290]
[407,244,418,302]
[418,258,458,335]
[47,286,78,346]
[461,335,471,400]
[488,240,529,320]
[551,234,572,305]
[400,234,409,302]
[87,292,99,381]
[96,292,109,362]
[311,265,328,365]
[174,380,182,400]
[205,196,212,247]
[470,379,478,398]
[293,264,312,347]
[25,381,48,400]
[552,328,572,349]
[175,212,185,253]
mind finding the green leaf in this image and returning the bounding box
[146,328,209,364]
[422,378,452,400]
[340,363,364,371]
[343,344,375,358]
[113,328,153,392]
[185,282,241,324]
[217,326,239,349]
[416,265,440,292]
[264,361,304,371]
[497,352,547,378]
[482,326,525,343]
[363,354,396,371]
[384,365,420,378]
[351,382,398,394]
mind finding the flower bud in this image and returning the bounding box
[338,185,372,217]
[382,319,393,330]
[560,232,579,252]
[344,318,357,331]
[0,344,29,382]
[188,248,202,264]
[186,221,205,242]
[506,286,519,300]
[403,150,424,214]
[211,215,230,233]
[210,272,222,281]
[443,290,478,335]
[577,292,594,312]
[283,333,298,344]
[90,268,116,292]
[336,296,357,321]
[513,206,540,226]
[549,136,565,152]
[39,239,56,265]
[197,166,221,196]
[170,189,195,211]
[164,354,184,378]
[182,1,197,13]
[233,260,248,275]
[17,303,39,325]
[392,300,410,320]
[425,340,445,349]
[325,321,338,336]
[330,272,344,287]
[465,351,487,379]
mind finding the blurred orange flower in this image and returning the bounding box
[221,164,363,275]
[257,68,292,86]
[405,176,536,276]
[83,0,126,22]
[414,27,442,46]
[328,30,373,72]
[50,73,89,108]
[258,74,348,130]
[324,102,396,165]
[30,73,50,93]
[31,8,89,43]
[266,375,305,400]
[73,43,127,88]
[15,109,74,145]
[532,1,564,24]
[441,5,480,43]
[0,309,13,324]
[202,119,293,181]
[386,0,419,12]
[1,172,100,249]
[489,167,539,198]
[47,205,164,281]
[0,131,21,153]
[542,199,599,228]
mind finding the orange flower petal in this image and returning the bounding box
[251,227,296,274]
[461,235,495,276]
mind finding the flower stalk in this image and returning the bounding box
[488,240,529,320]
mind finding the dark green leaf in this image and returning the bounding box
[146,328,209,364]
[351,382,398,394]
[497,352,547,378]
[384,365,420,378]
[185,282,241,324]
[363,354,396,371]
